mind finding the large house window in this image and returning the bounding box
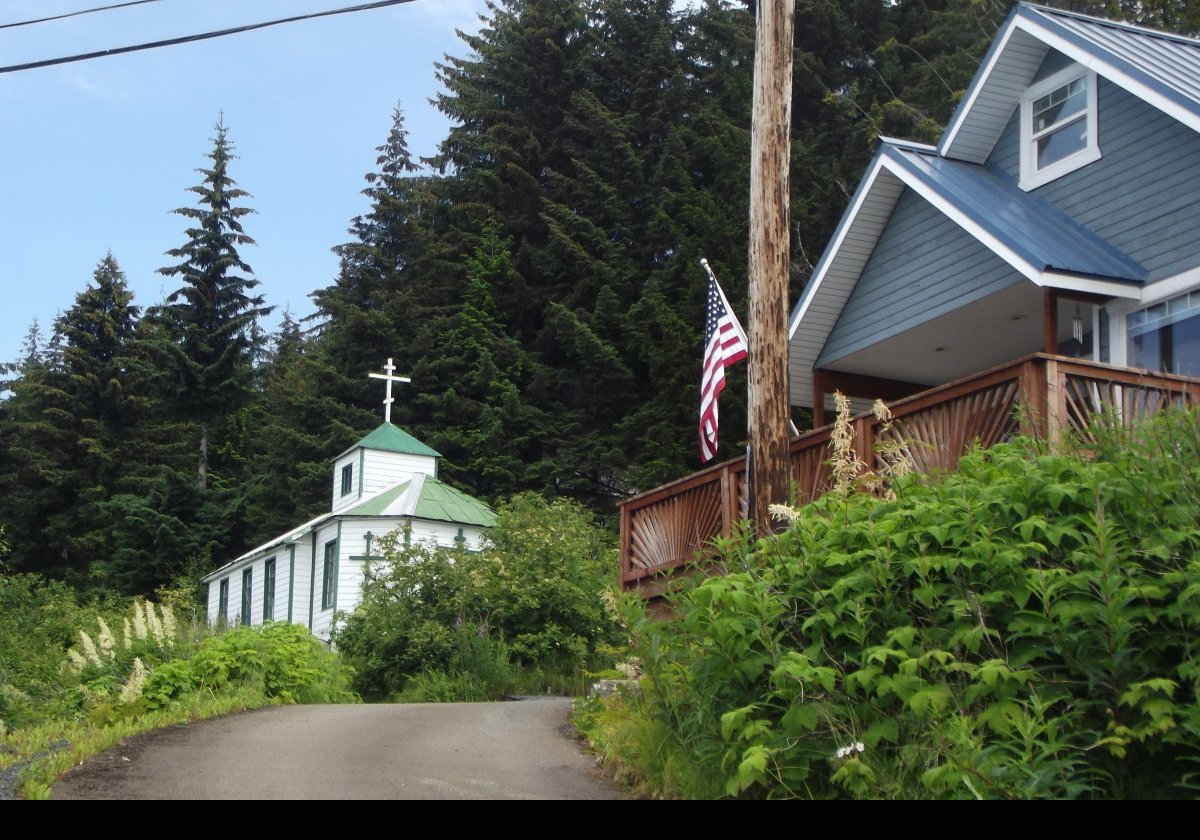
[1020,65,1100,190]
[263,558,276,622]
[340,463,353,497]
[1128,291,1200,377]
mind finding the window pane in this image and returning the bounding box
[1033,77,1086,131]
[241,570,252,626]
[1037,119,1088,168]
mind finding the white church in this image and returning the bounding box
[201,360,496,641]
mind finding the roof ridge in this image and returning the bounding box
[1022,2,1200,49]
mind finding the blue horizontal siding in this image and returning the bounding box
[988,70,1200,281]
[817,188,1022,367]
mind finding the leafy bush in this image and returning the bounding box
[142,622,357,708]
[612,409,1200,799]
[334,493,621,699]
[0,575,86,730]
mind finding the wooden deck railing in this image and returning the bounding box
[619,353,1200,592]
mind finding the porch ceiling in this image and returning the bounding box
[821,282,1069,387]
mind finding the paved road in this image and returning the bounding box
[53,698,624,800]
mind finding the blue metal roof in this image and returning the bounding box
[883,143,1146,284]
[1022,4,1200,113]
[940,3,1200,162]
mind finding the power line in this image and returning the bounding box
[0,0,419,75]
[0,1,164,31]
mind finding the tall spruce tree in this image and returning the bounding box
[155,117,271,490]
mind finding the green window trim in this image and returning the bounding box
[322,539,338,610]
[218,578,229,621]
[263,557,276,622]
[241,568,252,626]
[287,543,296,624]
[340,463,353,497]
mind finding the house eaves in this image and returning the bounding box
[787,140,1144,408]
[940,3,1200,163]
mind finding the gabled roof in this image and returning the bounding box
[345,472,497,527]
[941,3,1200,163]
[200,473,495,582]
[333,422,441,461]
[885,145,1145,284]
[786,137,1144,407]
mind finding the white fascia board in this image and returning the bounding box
[1013,16,1200,135]
[1136,265,1200,303]
[787,154,890,338]
[1040,270,1142,298]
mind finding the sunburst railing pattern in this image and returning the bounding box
[619,354,1200,591]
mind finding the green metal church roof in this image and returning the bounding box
[346,474,496,527]
[335,422,441,460]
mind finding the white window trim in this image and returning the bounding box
[1019,64,1100,191]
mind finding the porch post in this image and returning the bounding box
[812,370,826,428]
[1043,289,1059,354]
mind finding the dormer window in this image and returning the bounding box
[340,463,353,496]
[1019,65,1100,190]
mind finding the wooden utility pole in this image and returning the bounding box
[746,0,795,532]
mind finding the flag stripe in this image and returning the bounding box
[699,266,748,462]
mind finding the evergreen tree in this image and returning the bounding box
[410,222,547,499]
[51,254,145,574]
[0,320,74,575]
[154,117,271,490]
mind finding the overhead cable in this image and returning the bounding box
[0,0,164,31]
[0,0,418,74]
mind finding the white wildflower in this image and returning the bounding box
[119,658,148,704]
[834,742,866,760]
[122,618,133,650]
[159,604,177,645]
[78,631,103,668]
[615,658,643,680]
[66,648,88,673]
[146,602,165,645]
[769,503,802,525]
[97,617,117,661]
[132,600,148,640]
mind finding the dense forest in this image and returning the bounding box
[3,0,1194,595]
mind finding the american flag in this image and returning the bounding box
[699,259,748,462]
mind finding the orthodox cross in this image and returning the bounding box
[368,357,411,424]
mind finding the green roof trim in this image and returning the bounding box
[413,477,497,528]
[335,422,441,460]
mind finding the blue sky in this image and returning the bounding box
[0,0,489,365]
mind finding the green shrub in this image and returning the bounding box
[142,622,357,708]
[617,409,1200,799]
[334,493,621,700]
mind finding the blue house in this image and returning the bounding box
[790,2,1200,423]
[620,3,1200,592]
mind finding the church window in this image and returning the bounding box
[340,463,353,496]
[241,568,252,626]
[322,540,338,610]
[263,558,275,622]
[218,578,229,621]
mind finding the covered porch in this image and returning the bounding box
[619,353,1200,596]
